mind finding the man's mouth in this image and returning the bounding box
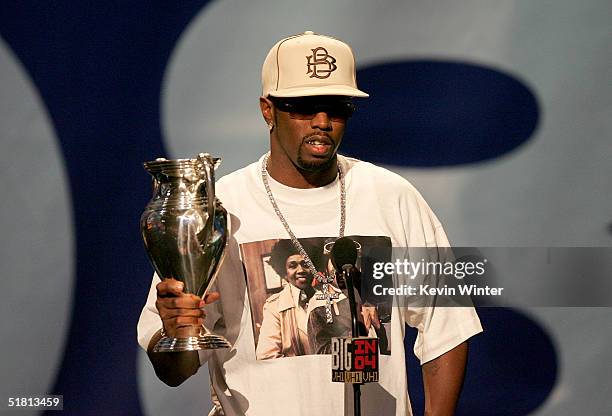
[304,136,333,155]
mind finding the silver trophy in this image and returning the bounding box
[141,153,231,351]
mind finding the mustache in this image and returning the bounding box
[302,132,333,143]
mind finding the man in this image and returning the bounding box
[138,31,482,415]
[255,239,320,359]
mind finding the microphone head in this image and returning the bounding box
[331,237,358,269]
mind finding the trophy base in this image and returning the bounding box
[153,334,231,352]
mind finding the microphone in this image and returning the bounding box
[331,236,358,270]
[331,238,360,338]
[331,237,361,295]
[329,238,380,387]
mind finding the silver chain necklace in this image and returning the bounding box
[261,152,345,323]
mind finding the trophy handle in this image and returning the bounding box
[197,153,216,221]
[195,153,217,277]
[151,175,161,198]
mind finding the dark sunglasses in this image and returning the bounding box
[270,97,356,121]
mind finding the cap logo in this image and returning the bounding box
[306,47,337,79]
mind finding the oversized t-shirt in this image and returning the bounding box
[137,154,483,416]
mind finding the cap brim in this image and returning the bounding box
[268,84,369,98]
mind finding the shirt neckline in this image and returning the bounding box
[255,154,349,206]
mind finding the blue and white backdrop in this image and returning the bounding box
[1,1,610,415]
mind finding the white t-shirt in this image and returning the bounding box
[137,154,483,416]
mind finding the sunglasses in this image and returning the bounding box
[270,97,356,121]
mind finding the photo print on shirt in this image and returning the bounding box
[240,235,393,360]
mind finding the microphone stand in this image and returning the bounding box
[342,265,361,416]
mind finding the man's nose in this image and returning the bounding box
[310,111,332,130]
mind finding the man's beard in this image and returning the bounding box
[296,145,337,172]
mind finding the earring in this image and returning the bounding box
[267,121,274,131]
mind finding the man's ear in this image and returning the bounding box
[259,96,274,129]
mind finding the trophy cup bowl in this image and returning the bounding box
[141,153,231,352]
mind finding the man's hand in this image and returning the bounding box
[146,278,220,387]
[155,278,220,338]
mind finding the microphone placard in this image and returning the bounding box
[331,337,379,384]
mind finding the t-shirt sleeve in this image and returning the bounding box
[399,191,483,364]
[406,304,483,364]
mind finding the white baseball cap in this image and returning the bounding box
[262,31,369,98]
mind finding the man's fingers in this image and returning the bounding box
[156,294,202,310]
[161,308,205,319]
[203,291,220,304]
[156,278,185,297]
